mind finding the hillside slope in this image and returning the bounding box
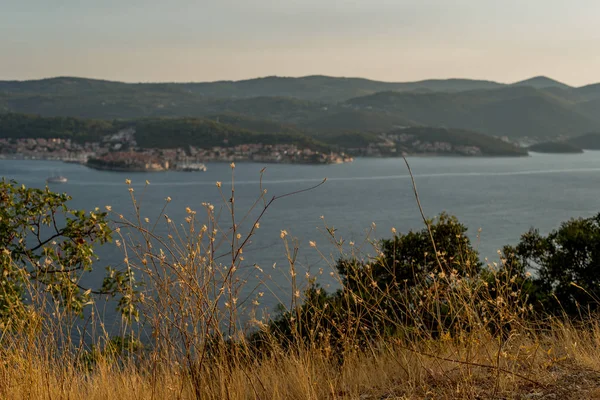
[393,127,527,156]
[345,87,599,138]
[2,76,599,141]
[0,76,505,105]
[0,113,328,151]
[512,76,572,89]
[567,132,600,149]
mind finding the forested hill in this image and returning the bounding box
[0,113,114,142]
[343,87,600,139]
[0,113,526,156]
[2,75,600,141]
[391,127,528,157]
[0,113,328,150]
[0,76,504,104]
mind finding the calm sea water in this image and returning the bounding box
[3,153,600,324]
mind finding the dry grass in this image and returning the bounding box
[2,163,600,399]
[1,327,600,399]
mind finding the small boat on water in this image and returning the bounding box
[178,163,207,172]
[46,175,68,184]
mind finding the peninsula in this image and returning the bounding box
[0,113,529,169]
[0,114,353,171]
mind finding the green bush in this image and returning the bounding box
[257,213,485,352]
[0,179,136,327]
[504,213,600,316]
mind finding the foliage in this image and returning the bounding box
[503,213,600,316]
[341,213,482,290]
[318,132,379,149]
[0,112,331,153]
[132,117,329,150]
[205,113,303,135]
[0,179,136,325]
[259,213,485,351]
[0,113,114,143]
[79,334,144,371]
[2,175,600,398]
[300,110,413,136]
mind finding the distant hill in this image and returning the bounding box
[528,141,583,154]
[394,127,528,156]
[0,113,114,142]
[300,110,414,135]
[131,118,328,150]
[566,132,600,150]
[197,97,335,124]
[512,76,571,90]
[204,113,302,135]
[0,112,530,157]
[0,78,215,119]
[574,98,600,123]
[575,83,600,101]
[0,75,504,105]
[344,86,600,138]
[0,113,329,151]
[2,75,600,141]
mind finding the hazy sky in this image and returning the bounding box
[2,0,600,85]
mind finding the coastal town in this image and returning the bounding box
[380,132,483,156]
[350,131,485,157]
[0,128,354,171]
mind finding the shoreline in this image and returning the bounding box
[0,151,529,166]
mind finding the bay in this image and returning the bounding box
[3,152,600,325]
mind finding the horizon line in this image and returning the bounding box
[1,74,596,88]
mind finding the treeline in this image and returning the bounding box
[0,112,527,155]
[0,113,114,143]
[254,212,600,350]
[3,178,600,352]
[131,117,330,151]
[0,113,331,151]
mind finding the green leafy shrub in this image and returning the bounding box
[257,213,486,353]
[504,213,600,316]
[0,179,136,327]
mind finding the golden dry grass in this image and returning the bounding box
[1,325,600,399]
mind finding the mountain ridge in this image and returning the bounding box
[512,75,572,89]
[1,74,590,87]
[2,75,600,141]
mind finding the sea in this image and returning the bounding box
[2,152,600,327]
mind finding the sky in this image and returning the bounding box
[2,0,600,85]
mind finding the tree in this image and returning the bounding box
[338,213,481,291]
[259,213,483,351]
[0,179,135,326]
[505,213,600,316]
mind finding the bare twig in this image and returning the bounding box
[402,156,444,272]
